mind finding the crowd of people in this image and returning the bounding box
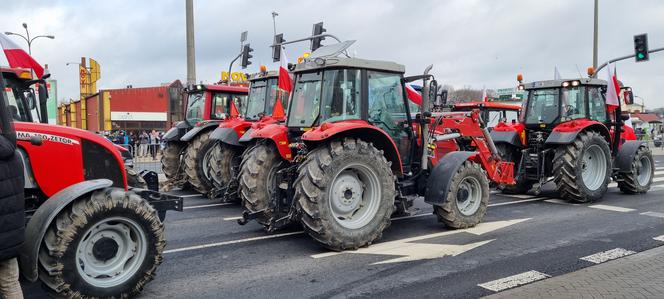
[99,129,166,160]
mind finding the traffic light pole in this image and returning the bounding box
[593,46,664,76]
[227,52,242,81]
[271,33,342,49]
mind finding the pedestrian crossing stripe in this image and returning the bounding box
[478,270,550,292]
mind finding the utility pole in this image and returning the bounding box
[186,0,196,85]
[272,11,279,37]
[593,0,598,69]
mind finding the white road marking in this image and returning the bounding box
[588,204,636,213]
[183,203,234,210]
[164,231,305,254]
[489,197,545,206]
[580,248,636,264]
[478,270,550,292]
[543,198,579,205]
[311,218,530,261]
[222,216,243,221]
[496,193,536,199]
[179,194,204,198]
[640,211,664,218]
[654,235,664,242]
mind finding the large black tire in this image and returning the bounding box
[126,168,148,189]
[617,145,654,194]
[183,131,217,194]
[553,131,611,203]
[161,141,185,190]
[238,143,283,226]
[495,143,533,194]
[433,161,489,228]
[295,138,395,251]
[209,142,241,193]
[38,188,165,298]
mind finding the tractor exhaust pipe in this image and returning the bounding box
[420,64,433,170]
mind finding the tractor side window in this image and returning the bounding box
[185,92,205,124]
[211,93,228,119]
[525,89,558,124]
[368,71,411,164]
[287,72,322,127]
[588,87,607,122]
[561,87,586,121]
[321,69,361,123]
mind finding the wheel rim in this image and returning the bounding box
[328,163,381,230]
[637,155,652,186]
[202,144,216,180]
[581,144,607,191]
[75,217,147,288]
[456,176,482,216]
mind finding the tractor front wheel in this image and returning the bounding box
[209,142,242,199]
[239,143,284,227]
[161,141,185,190]
[295,138,395,251]
[553,131,611,203]
[38,188,164,298]
[433,161,489,228]
[183,131,217,194]
[617,145,654,194]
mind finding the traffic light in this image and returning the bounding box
[634,33,649,62]
[241,43,253,69]
[311,22,326,51]
[272,34,284,62]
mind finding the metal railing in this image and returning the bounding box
[118,143,164,173]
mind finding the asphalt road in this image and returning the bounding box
[23,154,664,299]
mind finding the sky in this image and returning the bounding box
[2,0,663,109]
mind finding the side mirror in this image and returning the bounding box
[623,90,634,105]
[24,90,36,110]
[438,90,448,105]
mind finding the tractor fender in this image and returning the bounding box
[614,140,649,173]
[301,120,403,174]
[209,127,241,146]
[424,151,477,207]
[243,123,292,160]
[490,131,521,147]
[162,121,191,142]
[545,121,611,145]
[180,122,218,142]
[19,179,113,282]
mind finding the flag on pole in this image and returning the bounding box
[405,84,422,105]
[605,63,620,111]
[554,66,562,80]
[0,33,44,78]
[277,46,293,92]
[481,87,487,102]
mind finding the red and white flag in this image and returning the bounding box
[0,33,44,78]
[405,84,422,105]
[605,62,621,110]
[277,46,293,92]
[481,87,487,102]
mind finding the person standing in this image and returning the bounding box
[150,130,159,160]
[0,128,25,299]
[139,131,149,157]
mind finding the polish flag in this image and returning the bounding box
[605,63,621,111]
[0,33,44,78]
[405,84,422,105]
[481,88,488,102]
[277,46,293,92]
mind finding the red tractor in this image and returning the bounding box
[1,68,182,297]
[491,74,654,201]
[237,48,516,250]
[161,83,248,194]
[206,69,289,200]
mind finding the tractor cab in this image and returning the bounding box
[1,68,48,124]
[244,70,289,121]
[286,56,421,172]
[183,83,248,126]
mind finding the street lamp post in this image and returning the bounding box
[635,95,646,113]
[5,23,55,56]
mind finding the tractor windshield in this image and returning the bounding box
[287,72,322,127]
[2,75,32,122]
[245,78,278,120]
[525,87,587,125]
[185,91,205,124]
[287,69,362,127]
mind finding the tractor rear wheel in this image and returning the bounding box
[239,143,284,226]
[553,131,611,203]
[434,160,489,228]
[295,138,395,251]
[38,188,164,298]
[183,131,217,194]
[617,145,654,194]
[495,143,533,194]
[161,141,185,190]
[209,143,241,198]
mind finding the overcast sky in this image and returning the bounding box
[2,0,663,109]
